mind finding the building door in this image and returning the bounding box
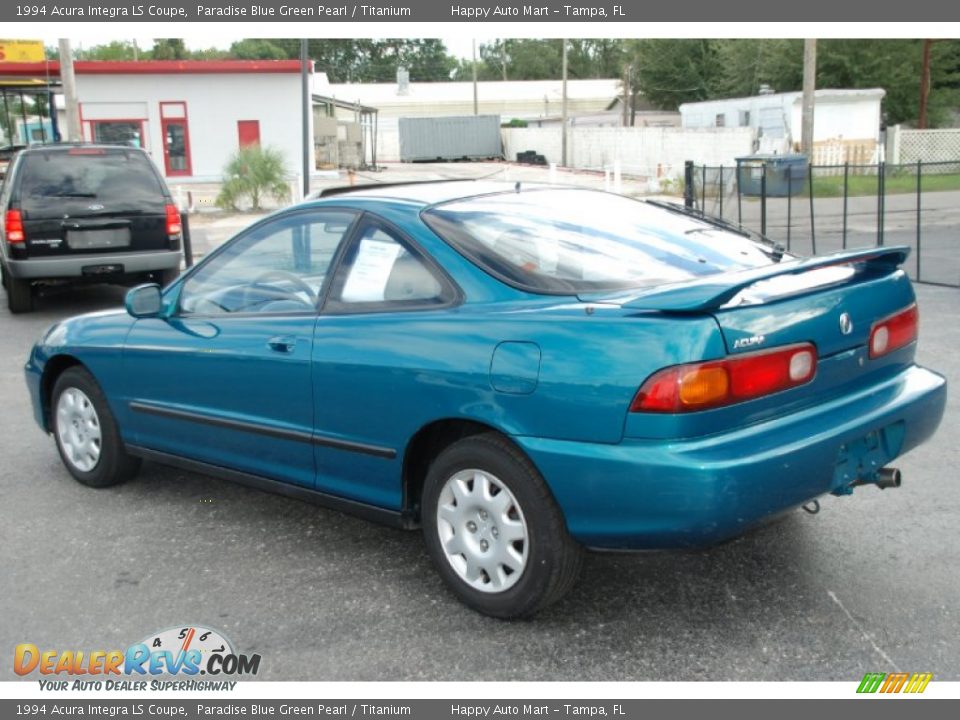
[159,102,192,177]
[237,120,260,148]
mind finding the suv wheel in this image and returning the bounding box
[422,433,582,618]
[6,275,33,313]
[51,367,141,487]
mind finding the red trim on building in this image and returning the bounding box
[0,60,310,77]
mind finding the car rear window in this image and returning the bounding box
[422,189,780,294]
[18,148,166,214]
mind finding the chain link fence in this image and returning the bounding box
[685,160,960,287]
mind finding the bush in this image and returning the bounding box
[216,145,290,211]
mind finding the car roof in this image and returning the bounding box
[317,180,549,206]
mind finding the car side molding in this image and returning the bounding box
[128,401,397,459]
[125,445,417,530]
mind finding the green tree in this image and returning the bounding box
[625,38,960,126]
[77,40,142,61]
[713,39,803,98]
[626,39,722,110]
[228,39,289,61]
[816,39,959,126]
[216,145,289,212]
[150,39,187,60]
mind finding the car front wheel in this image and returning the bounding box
[422,433,582,618]
[51,367,141,487]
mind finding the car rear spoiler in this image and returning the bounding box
[579,246,911,313]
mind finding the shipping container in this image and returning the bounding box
[399,115,502,162]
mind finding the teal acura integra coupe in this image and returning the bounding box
[24,182,946,617]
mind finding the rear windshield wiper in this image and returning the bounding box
[643,199,785,262]
[48,192,98,198]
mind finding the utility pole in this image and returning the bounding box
[300,39,310,199]
[918,39,938,129]
[801,39,817,158]
[622,64,630,127]
[918,40,932,129]
[472,39,478,115]
[58,38,81,142]
[561,38,568,167]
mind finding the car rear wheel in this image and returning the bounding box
[51,367,141,487]
[6,274,33,313]
[422,433,582,618]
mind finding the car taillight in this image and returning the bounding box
[869,304,918,359]
[5,209,24,244]
[631,343,817,413]
[165,204,182,237]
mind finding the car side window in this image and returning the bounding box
[178,210,356,315]
[326,222,453,311]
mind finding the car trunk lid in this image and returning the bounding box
[581,246,914,358]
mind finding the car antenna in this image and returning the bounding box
[515,181,521,193]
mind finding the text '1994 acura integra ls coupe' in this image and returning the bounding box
[25,182,946,617]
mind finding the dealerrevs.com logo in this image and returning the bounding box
[14,626,260,691]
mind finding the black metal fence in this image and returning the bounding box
[684,160,960,287]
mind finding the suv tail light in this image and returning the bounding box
[165,204,182,238]
[631,343,817,413]
[869,304,918,359]
[5,209,24,244]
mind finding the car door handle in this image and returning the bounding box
[267,336,297,353]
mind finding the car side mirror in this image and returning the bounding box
[125,284,162,318]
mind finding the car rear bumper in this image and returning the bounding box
[516,364,947,550]
[5,250,181,280]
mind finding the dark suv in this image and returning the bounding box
[1,144,183,313]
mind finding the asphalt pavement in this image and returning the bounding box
[0,269,957,682]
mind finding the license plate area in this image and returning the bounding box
[66,227,131,250]
[81,263,124,276]
[832,421,905,489]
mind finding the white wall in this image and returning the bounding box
[75,72,311,181]
[501,126,756,178]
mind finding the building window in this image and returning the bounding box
[92,121,143,148]
[237,120,261,148]
[715,113,726,128]
[739,110,751,127]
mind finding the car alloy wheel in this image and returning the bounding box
[435,468,529,593]
[55,387,102,473]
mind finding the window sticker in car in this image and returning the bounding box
[341,237,402,302]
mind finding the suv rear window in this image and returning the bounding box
[18,148,165,214]
[423,189,779,294]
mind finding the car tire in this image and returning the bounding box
[6,275,33,313]
[51,367,141,488]
[422,432,582,618]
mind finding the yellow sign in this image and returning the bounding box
[0,40,46,64]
